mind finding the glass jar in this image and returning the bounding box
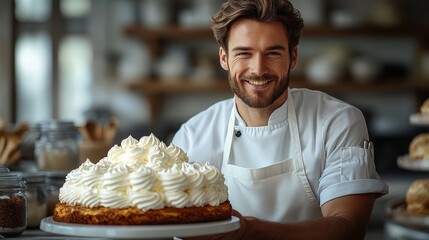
[22,172,47,228]
[45,171,66,216]
[0,166,10,173]
[35,121,79,171]
[0,171,27,236]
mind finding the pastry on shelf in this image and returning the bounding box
[420,98,429,116]
[397,133,429,171]
[409,133,429,160]
[410,98,429,125]
[406,179,429,215]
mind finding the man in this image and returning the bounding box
[172,0,388,239]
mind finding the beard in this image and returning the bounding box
[228,69,290,108]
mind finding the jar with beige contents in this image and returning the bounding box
[21,172,48,228]
[35,121,79,171]
[45,171,66,216]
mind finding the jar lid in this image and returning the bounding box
[37,120,75,130]
[0,172,26,188]
[44,171,67,183]
[0,166,10,174]
[20,172,45,185]
[36,120,77,139]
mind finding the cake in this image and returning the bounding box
[409,133,429,160]
[53,134,231,225]
[406,179,429,215]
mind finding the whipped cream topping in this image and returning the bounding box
[59,134,228,210]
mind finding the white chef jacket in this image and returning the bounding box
[172,88,388,210]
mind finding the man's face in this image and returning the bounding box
[220,19,297,108]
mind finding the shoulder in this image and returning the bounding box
[182,99,233,129]
[172,98,232,150]
[172,99,232,167]
[291,88,364,121]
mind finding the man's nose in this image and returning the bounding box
[250,54,267,76]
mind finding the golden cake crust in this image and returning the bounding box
[53,201,232,225]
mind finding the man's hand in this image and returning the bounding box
[184,209,251,240]
[184,193,376,240]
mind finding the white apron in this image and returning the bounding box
[222,90,323,222]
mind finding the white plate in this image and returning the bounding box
[386,199,429,230]
[397,155,429,171]
[410,113,429,125]
[40,216,240,239]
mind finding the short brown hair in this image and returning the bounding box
[211,0,304,54]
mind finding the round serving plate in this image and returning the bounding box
[386,199,429,230]
[410,113,429,125]
[40,216,240,239]
[397,155,429,171]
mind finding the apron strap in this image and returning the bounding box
[287,89,319,204]
[221,100,236,172]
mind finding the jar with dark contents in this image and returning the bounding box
[22,172,47,228]
[0,170,27,236]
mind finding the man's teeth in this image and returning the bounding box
[248,80,269,85]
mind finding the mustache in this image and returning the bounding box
[242,73,277,81]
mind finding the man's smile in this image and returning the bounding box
[246,80,272,86]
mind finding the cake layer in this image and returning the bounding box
[53,201,232,225]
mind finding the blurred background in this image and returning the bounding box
[1,0,429,238]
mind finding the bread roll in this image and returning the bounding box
[406,179,429,215]
[421,98,429,115]
[409,133,429,160]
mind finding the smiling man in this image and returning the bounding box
[172,0,388,239]
[222,19,293,125]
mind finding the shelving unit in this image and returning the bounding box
[385,114,429,238]
[126,78,429,95]
[122,22,429,120]
[123,25,214,57]
[125,76,429,120]
[124,24,429,58]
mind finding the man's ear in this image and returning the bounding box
[219,47,228,70]
[290,47,298,70]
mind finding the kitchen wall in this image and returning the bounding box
[104,0,427,175]
[0,1,13,124]
[1,0,429,174]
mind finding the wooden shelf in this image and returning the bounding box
[126,80,230,120]
[122,23,429,121]
[302,25,429,37]
[123,25,214,40]
[291,78,429,92]
[126,78,429,120]
[126,79,230,94]
[123,24,429,57]
[123,25,214,56]
[126,78,429,93]
[124,24,429,40]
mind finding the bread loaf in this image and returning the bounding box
[420,98,429,115]
[409,133,429,160]
[406,179,429,215]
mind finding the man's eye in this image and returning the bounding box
[268,52,281,56]
[236,52,250,56]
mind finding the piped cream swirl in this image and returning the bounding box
[59,134,228,211]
